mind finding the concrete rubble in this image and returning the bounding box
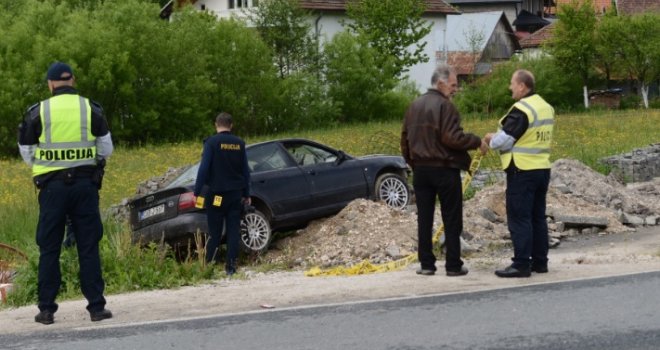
[264,158,659,268]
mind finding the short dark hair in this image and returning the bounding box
[514,69,535,91]
[215,112,233,127]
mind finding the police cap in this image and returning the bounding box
[46,62,74,81]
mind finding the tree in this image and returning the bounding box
[0,0,283,155]
[593,12,622,89]
[546,0,598,108]
[461,23,486,83]
[346,0,432,80]
[245,0,319,78]
[598,13,660,108]
[323,32,400,122]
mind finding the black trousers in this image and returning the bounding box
[413,166,464,272]
[36,178,106,313]
[506,168,551,270]
[205,190,242,266]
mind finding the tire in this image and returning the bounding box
[240,209,272,253]
[375,173,411,210]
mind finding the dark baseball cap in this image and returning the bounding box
[46,62,74,81]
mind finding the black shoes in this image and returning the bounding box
[90,309,113,322]
[416,267,468,276]
[36,309,112,324]
[532,265,549,273]
[416,268,435,276]
[35,310,54,325]
[446,266,469,277]
[495,265,531,278]
[225,266,237,276]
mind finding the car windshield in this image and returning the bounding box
[166,164,200,189]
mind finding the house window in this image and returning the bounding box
[228,0,253,9]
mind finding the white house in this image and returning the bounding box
[161,0,461,91]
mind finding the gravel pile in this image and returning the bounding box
[263,159,660,268]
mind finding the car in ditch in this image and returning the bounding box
[128,138,411,254]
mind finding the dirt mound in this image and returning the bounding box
[263,158,660,268]
[265,199,418,268]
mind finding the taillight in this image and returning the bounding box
[178,192,196,211]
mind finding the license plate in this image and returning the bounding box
[139,204,165,221]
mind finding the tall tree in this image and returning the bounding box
[546,0,597,108]
[346,0,432,80]
[593,12,621,89]
[598,13,660,108]
[245,0,319,78]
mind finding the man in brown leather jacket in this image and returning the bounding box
[401,64,488,277]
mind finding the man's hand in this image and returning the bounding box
[479,139,490,155]
[483,132,494,144]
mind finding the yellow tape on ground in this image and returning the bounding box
[305,153,483,277]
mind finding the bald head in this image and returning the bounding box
[509,69,535,100]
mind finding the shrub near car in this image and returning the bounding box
[129,139,411,253]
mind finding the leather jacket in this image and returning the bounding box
[400,89,481,171]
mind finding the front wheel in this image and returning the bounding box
[375,173,411,210]
[240,210,272,253]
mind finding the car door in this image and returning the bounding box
[247,143,313,221]
[282,141,368,214]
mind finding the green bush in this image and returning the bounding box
[620,93,643,109]
[454,57,584,118]
[268,72,341,133]
[324,32,402,123]
[0,0,298,157]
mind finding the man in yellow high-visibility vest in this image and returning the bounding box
[485,69,554,278]
[18,62,114,324]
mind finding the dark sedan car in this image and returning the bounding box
[129,138,411,253]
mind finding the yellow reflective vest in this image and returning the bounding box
[32,94,97,176]
[498,94,554,170]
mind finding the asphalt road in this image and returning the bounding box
[2,271,660,350]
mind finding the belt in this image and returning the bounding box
[51,167,95,180]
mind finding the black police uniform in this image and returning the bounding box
[194,130,250,273]
[18,86,111,317]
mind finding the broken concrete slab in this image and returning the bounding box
[620,212,646,226]
[554,214,609,228]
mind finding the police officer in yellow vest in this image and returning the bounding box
[484,69,554,278]
[17,62,113,324]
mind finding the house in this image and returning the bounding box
[513,8,551,38]
[548,0,660,16]
[518,21,554,57]
[161,0,464,90]
[614,0,660,14]
[447,0,521,24]
[447,0,554,42]
[437,11,521,80]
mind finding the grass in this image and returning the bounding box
[1,108,658,308]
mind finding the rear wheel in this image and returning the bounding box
[375,173,410,210]
[240,210,272,253]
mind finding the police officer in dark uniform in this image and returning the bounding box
[193,112,251,275]
[17,62,113,324]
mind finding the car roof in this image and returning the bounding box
[247,138,327,149]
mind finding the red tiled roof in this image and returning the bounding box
[299,0,460,14]
[519,22,555,48]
